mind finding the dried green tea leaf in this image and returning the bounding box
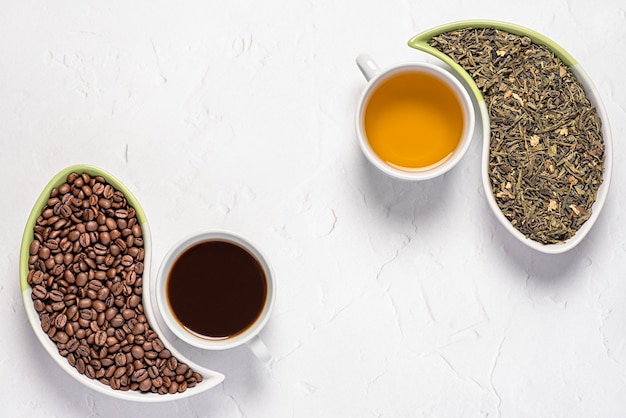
[429,28,604,244]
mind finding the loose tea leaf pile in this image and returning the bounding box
[429,28,605,244]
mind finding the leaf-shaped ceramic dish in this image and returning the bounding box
[19,164,224,402]
[408,20,613,254]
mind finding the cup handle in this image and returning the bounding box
[246,335,272,363]
[356,53,380,81]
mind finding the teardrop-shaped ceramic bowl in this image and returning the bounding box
[408,20,612,254]
[19,164,224,401]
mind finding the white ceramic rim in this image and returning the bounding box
[155,230,276,350]
[355,62,476,181]
[480,64,613,254]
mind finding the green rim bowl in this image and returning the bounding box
[408,20,613,254]
[19,164,224,402]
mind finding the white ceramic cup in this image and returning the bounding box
[355,53,475,180]
[155,231,275,362]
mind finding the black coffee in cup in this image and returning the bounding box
[166,240,267,340]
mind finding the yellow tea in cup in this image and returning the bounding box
[363,70,465,170]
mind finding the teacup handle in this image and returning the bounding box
[246,335,272,363]
[356,54,380,81]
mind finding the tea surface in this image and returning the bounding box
[167,240,267,339]
[364,71,464,169]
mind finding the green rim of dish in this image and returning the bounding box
[20,164,148,291]
[407,20,579,102]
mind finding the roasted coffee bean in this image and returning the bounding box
[48,289,64,302]
[92,183,105,195]
[81,185,92,197]
[79,233,90,247]
[104,217,116,230]
[102,184,114,199]
[78,298,92,309]
[131,323,145,336]
[86,220,98,232]
[31,271,45,285]
[68,230,80,242]
[54,313,67,329]
[51,301,66,311]
[110,314,125,328]
[85,257,97,270]
[114,238,127,252]
[85,365,96,379]
[121,309,135,320]
[90,321,100,333]
[152,376,163,388]
[131,224,142,238]
[120,255,133,267]
[104,365,116,379]
[53,218,67,230]
[94,330,107,346]
[90,358,102,371]
[38,247,51,260]
[59,292,76,307]
[92,300,106,313]
[79,308,94,321]
[59,204,72,218]
[176,363,189,375]
[96,287,109,300]
[44,258,56,270]
[67,306,79,321]
[54,331,69,344]
[131,346,144,360]
[75,358,86,374]
[33,299,45,312]
[28,173,199,395]
[114,366,127,379]
[129,294,141,309]
[40,314,51,332]
[30,239,41,255]
[167,357,177,371]
[109,245,121,257]
[132,368,148,383]
[113,352,127,367]
[114,209,128,219]
[44,239,59,250]
[66,338,80,353]
[138,378,151,392]
[104,307,117,321]
[150,339,164,353]
[168,382,178,394]
[114,295,126,308]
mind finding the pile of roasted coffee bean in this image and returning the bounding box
[27,172,202,394]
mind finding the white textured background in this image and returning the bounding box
[2,0,625,417]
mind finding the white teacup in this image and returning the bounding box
[355,54,475,180]
[155,231,275,362]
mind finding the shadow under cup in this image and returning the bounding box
[156,231,275,351]
[356,63,475,180]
